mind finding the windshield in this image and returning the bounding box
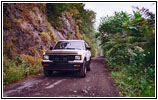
[54,41,84,50]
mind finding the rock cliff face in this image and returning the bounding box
[3,3,80,58]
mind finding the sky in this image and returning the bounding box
[84,2,156,30]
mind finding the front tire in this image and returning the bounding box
[43,67,52,77]
[87,60,91,71]
[79,61,86,78]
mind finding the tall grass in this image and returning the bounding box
[3,54,42,85]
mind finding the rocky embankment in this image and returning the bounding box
[3,3,80,58]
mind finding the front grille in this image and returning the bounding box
[68,55,75,61]
[49,55,54,60]
[49,55,75,61]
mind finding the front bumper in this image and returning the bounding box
[42,60,83,71]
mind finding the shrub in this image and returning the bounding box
[67,32,74,39]
[102,35,155,97]
[46,22,58,44]
[21,54,42,74]
[81,34,98,57]
[97,8,155,97]
[3,54,42,85]
[40,32,50,42]
[37,3,46,12]
[3,55,27,85]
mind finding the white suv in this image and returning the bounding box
[42,40,91,77]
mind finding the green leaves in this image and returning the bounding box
[99,12,131,35]
[3,55,42,85]
[98,7,155,97]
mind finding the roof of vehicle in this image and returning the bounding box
[59,40,85,42]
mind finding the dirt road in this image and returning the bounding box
[3,56,120,97]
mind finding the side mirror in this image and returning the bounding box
[50,46,54,50]
[86,46,91,50]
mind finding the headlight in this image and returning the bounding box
[75,55,82,60]
[44,55,49,60]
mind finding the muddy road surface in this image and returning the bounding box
[3,56,120,97]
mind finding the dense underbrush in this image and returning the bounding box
[97,7,155,97]
[103,35,155,96]
[3,55,42,85]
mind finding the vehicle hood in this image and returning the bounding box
[45,49,83,55]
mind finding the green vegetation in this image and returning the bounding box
[3,55,42,85]
[67,32,74,39]
[3,3,99,86]
[97,7,155,97]
[40,32,51,42]
[46,22,58,44]
[46,3,99,56]
[37,3,46,12]
[81,34,98,57]
[46,3,96,36]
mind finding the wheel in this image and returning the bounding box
[43,67,52,77]
[87,61,91,71]
[79,61,87,78]
[87,58,91,71]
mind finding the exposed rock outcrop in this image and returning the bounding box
[3,3,80,58]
